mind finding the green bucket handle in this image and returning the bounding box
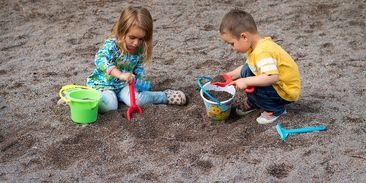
[59,85,97,103]
[196,76,221,104]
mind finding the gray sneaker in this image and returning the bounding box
[236,108,256,116]
[235,101,256,116]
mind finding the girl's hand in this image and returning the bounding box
[118,73,135,83]
[229,78,249,91]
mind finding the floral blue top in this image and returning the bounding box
[86,38,145,92]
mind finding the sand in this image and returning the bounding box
[1,0,365,182]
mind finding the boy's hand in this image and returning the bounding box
[118,73,135,83]
[229,78,249,90]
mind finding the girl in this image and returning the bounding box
[87,6,186,113]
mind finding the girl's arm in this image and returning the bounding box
[132,61,145,80]
[110,68,134,83]
[95,40,135,83]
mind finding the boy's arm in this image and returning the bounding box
[233,54,280,89]
[244,74,278,86]
[230,74,279,90]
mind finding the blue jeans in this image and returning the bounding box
[240,64,291,116]
[97,86,167,113]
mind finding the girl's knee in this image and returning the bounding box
[99,90,118,112]
[135,92,149,106]
[117,87,132,106]
[118,90,145,106]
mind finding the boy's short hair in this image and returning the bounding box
[220,9,257,38]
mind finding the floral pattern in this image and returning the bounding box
[86,38,145,92]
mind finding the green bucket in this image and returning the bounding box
[59,85,101,124]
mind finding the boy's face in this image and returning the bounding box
[221,32,251,53]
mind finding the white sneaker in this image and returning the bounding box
[256,110,287,124]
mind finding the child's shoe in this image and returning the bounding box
[256,110,287,124]
[235,101,256,116]
[164,90,186,105]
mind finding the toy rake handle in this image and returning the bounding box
[129,80,137,106]
[286,125,327,134]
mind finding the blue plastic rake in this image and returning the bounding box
[276,123,327,141]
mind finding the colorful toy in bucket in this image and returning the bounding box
[59,85,101,124]
[197,77,236,121]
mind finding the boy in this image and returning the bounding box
[219,9,301,124]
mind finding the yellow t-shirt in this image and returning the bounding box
[246,37,301,101]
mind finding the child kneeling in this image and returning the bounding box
[219,9,301,124]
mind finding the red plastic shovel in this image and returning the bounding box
[211,74,233,87]
[211,74,255,93]
[127,79,142,121]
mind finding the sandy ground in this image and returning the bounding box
[1,0,366,182]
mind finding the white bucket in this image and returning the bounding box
[200,82,235,121]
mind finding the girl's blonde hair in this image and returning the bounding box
[109,6,153,64]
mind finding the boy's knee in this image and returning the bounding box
[240,64,254,78]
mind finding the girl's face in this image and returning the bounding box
[124,25,146,53]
